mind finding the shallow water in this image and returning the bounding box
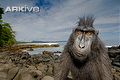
[27,42,66,55]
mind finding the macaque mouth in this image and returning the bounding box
[76,53,85,57]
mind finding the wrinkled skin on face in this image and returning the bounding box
[74,29,93,52]
[71,27,98,61]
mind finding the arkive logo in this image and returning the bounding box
[5,5,40,13]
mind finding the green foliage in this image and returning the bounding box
[0,7,16,47]
[0,7,4,19]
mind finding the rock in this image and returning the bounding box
[54,51,61,53]
[29,70,42,79]
[112,55,120,67]
[14,68,42,80]
[28,65,36,70]
[0,63,15,73]
[108,50,120,58]
[0,63,15,80]
[41,51,54,62]
[112,62,120,67]
[27,48,34,51]
[29,54,43,64]
[114,74,120,80]
[53,55,60,62]
[13,68,29,80]
[42,76,54,80]
[21,74,33,80]
[0,72,7,80]
[53,63,59,74]
[46,64,54,75]
[7,67,19,80]
[36,63,47,73]
[21,52,31,59]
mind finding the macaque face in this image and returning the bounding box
[73,28,95,53]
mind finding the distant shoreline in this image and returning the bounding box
[18,42,59,46]
[0,43,60,52]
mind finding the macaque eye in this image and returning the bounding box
[76,31,81,35]
[85,31,93,36]
[75,29,82,35]
[75,31,82,35]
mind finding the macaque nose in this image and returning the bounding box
[79,44,85,48]
[79,37,85,48]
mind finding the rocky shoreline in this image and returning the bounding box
[0,44,59,52]
[108,46,120,80]
[0,45,120,80]
[0,50,60,80]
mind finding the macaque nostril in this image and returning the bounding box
[81,46,85,48]
[79,44,85,48]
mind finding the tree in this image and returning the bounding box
[0,7,4,19]
[0,7,16,47]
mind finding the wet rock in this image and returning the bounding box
[27,48,34,51]
[112,55,120,65]
[108,46,120,68]
[21,52,31,59]
[108,50,120,58]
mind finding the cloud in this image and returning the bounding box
[0,0,119,45]
[95,16,119,25]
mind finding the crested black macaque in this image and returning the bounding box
[55,16,113,80]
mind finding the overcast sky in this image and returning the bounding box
[0,0,120,46]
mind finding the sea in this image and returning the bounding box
[26,42,67,55]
